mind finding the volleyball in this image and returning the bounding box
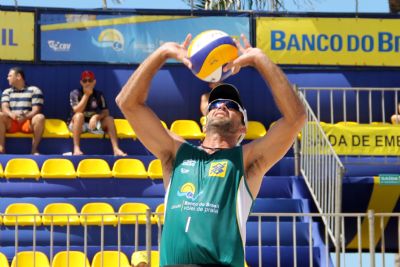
[187,30,238,82]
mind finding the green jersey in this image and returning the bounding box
[160,142,254,267]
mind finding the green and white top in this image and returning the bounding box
[160,142,254,267]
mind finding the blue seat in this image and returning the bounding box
[250,198,310,222]
[245,246,321,267]
[246,221,318,246]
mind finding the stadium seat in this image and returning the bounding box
[371,121,391,126]
[245,121,267,139]
[160,120,168,129]
[147,159,163,179]
[80,202,117,226]
[131,250,159,267]
[113,118,136,139]
[11,251,50,267]
[0,252,9,267]
[199,116,206,126]
[170,120,204,139]
[41,158,76,179]
[336,121,359,126]
[0,163,3,178]
[4,158,40,180]
[52,251,90,267]
[112,158,148,179]
[91,251,130,267]
[3,203,42,226]
[42,203,80,226]
[118,202,156,224]
[43,119,70,138]
[155,203,164,225]
[77,159,112,178]
[5,131,32,138]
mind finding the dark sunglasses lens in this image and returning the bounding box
[225,101,240,111]
[82,79,93,83]
[208,100,239,112]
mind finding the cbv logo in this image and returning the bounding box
[48,40,71,52]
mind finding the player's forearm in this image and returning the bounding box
[116,47,168,111]
[255,53,306,126]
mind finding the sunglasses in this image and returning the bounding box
[82,79,93,83]
[208,99,241,113]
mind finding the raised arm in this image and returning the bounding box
[116,35,192,185]
[231,35,306,197]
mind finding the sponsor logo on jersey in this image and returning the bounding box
[182,159,196,167]
[208,161,228,178]
[177,182,203,200]
[180,168,190,174]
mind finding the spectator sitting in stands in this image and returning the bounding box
[391,102,400,124]
[0,67,45,154]
[200,82,221,116]
[69,70,126,156]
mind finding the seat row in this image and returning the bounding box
[0,250,159,267]
[0,158,163,179]
[0,202,164,226]
[8,118,267,140]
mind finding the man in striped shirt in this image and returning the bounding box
[0,67,45,154]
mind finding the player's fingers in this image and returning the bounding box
[241,34,252,49]
[182,34,192,48]
[182,57,192,69]
[233,38,245,54]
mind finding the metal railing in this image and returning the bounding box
[2,211,399,267]
[298,87,400,124]
[297,85,345,257]
[3,211,159,267]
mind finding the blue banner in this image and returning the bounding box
[40,14,250,63]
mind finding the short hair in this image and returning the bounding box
[9,67,25,81]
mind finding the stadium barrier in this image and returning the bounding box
[1,211,399,267]
[297,85,345,267]
[298,87,400,124]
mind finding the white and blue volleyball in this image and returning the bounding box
[187,30,238,82]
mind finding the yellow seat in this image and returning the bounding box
[52,251,90,267]
[11,251,50,267]
[147,159,163,180]
[43,119,70,138]
[0,163,3,178]
[4,203,42,226]
[245,121,267,140]
[336,121,359,126]
[77,159,111,178]
[42,203,80,226]
[155,203,164,225]
[118,202,156,224]
[199,116,206,126]
[4,158,40,180]
[170,120,204,139]
[80,202,117,226]
[5,131,32,138]
[114,118,136,139]
[112,158,147,179]
[41,158,76,179]
[370,121,391,126]
[91,251,130,267]
[0,252,9,267]
[160,120,168,129]
[131,250,159,267]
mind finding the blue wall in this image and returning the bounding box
[1,63,400,126]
